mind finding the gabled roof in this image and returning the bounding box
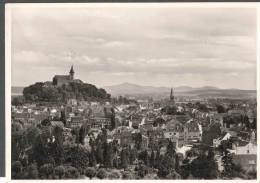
[53,75,70,80]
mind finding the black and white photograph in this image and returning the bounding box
[7,4,257,180]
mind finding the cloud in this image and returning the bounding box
[10,5,256,89]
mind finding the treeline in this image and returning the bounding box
[12,118,253,180]
[12,117,222,180]
[111,96,138,105]
[22,82,111,103]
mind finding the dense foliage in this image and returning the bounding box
[23,82,111,102]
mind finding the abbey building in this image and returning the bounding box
[52,66,82,86]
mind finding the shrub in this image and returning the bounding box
[54,166,65,179]
[85,167,96,179]
[64,166,80,179]
[96,168,108,179]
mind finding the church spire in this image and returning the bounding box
[170,88,174,101]
[70,65,74,74]
[69,65,74,80]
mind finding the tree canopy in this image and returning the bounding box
[23,82,110,103]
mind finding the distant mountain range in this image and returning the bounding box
[12,86,24,96]
[103,82,256,99]
[12,83,256,99]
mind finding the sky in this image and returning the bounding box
[10,5,256,90]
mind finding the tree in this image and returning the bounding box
[133,133,142,150]
[175,154,180,173]
[103,142,113,168]
[110,108,116,130]
[158,155,175,178]
[216,105,226,113]
[25,126,41,146]
[11,161,23,179]
[51,126,64,165]
[12,96,25,106]
[108,171,121,179]
[96,143,104,164]
[41,118,51,126]
[120,148,129,170]
[96,168,108,179]
[135,161,149,178]
[85,167,96,179]
[79,124,90,145]
[153,117,165,127]
[165,171,181,179]
[12,130,26,162]
[54,166,65,179]
[60,110,67,126]
[39,163,54,179]
[179,158,190,179]
[190,153,218,179]
[65,144,89,174]
[64,166,80,179]
[138,150,149,166]
[196,103,209,112]
[26,163,39,179]
[23,82,110,103]
[154,150,160,168]
[222,150,243,178]
[166,140,176,157]
[30,135,48,167]
[158,141,176,178]
[150,150,155,167]
[89,149,97,167]
[122,171,135,179]
[202,123,221,146]
[161,106,177,115]
[128,147,136,165]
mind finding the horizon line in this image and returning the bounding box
[11,82,257,91]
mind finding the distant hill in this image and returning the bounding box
[103,82,256,99]
[13,83,256,99]
[12,86,24,96]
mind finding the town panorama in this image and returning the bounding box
[9,5,256,180]
[11,66,256,180]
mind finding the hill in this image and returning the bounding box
[20,82,110,103]
[11,86,24,96]
[103,83,256,99]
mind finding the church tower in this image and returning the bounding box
[69,65,75,80]
[170,88,174,101]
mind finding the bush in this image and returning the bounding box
[122,171,135,179]
[85,167,96,179]
[96,168,108,179]
[64,166,80,179]
[11,161,23,179]
[108,171,121,179]
[165,171,181,179]
[39,163,54,179]
[65,144,89,173]
[54,166,65,179]
[26,163,39,179]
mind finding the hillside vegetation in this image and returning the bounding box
[23,82,111,103]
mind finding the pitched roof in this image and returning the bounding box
[53,75,70,80]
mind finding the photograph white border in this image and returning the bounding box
[5,2,260,183]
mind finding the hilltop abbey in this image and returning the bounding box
[52,65,82,86]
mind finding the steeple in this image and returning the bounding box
[69,65,74,80]
[170,88,174,101]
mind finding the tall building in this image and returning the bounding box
[170,88,174,101]
[169,88,175,106]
